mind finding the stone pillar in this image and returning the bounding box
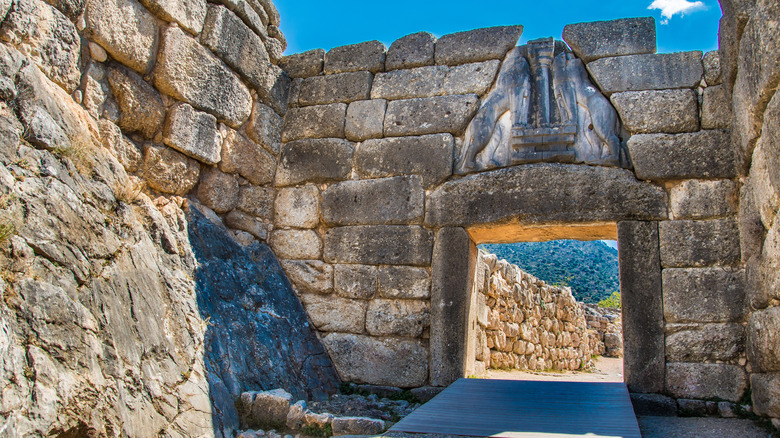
[429,227,477,386]
[618,221,665,393]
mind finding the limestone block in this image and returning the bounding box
[269,229,321,260]
[703,51,721,86]
[275,138,354,186]
[435,26,523,66]
[201,5,270,90]
[321,175,425,226]
[331,417,385,436]
[248,389,292,429]
[562,18,655,63]
[299,71,373,106]
[139,0,206,35]
[747,306,780,372]
[281,103,347,142]
[163,103,222,165]
[751,373,780,418]
[662,268,745,323]
[346,99,386,141]
[279,49,325,78]
[264,35,284,63]
[84,0,159,74]
[384,94,479,137]
[154,27,252,127]
[610,89,699,134]
[106,64,165,139]
[701,85,732,130]
[98,120,142,173]
[665,324,745,362]
[366,299,430,337]
[371,61,500,101]
[334,264,377,300]
[226,210,268,239]
[274,185,319,229]
[324,40,386,74]
[425,164,667,229]
[237,186,274,219]
[300,293,366,333]
[321,333,428,387]
[323,225,433,266]
[216,0,266,37]
[246,102,282,154]
[24,107,70,151]
[0,0,80,92]
[41,0,84,20]
[252,0,278,26]
[285,400,307,430]
[197,167,239,213]
[256,63,291,116]
[354,134,453,189]
[220,130,276,185]
[666,363,747,402]
[670,180,737,220]
[386,32,436,71]
[751,93,780,227]
[659,219,741,267]
[142,143,200,195]
[378,266,431,299]
[280,260,333,294]
[628,131,736,181]
[587,52,703,95]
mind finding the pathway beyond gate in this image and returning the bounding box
[390,378,641,438]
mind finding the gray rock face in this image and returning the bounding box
[659,219,741,267]
[386,32,436,71]
[670,179,737,219]
[256,63,291,116]
[84,0,159,74]
[163,103,222,165]
[237,185,274,219]
[24,106,70,151]
[587,52,703,94]
[323,225,434,266]
[41,0,85,20]
[435,26,523,66]
[299,71,373,106]
[662,268,746,323]
[281,103,347,142]
[354,134,454,189]
[610,89,699,134]
[701,85,732,129]
[139,0,207,35]
[703,51,722,85]
[628,130,736,181]
[666,363,747,402]
[666,324,745,361]
[107,64,165,139]
[275,138,354,186]
[279,49,325,78]
[334,264,377,300]
[371,61,500,100]
[747,306,780,372]
[321,175,425,226]
[220,130,276,185]
[346,99,386,141]
[247,102,282,154]
[324,40,386,74]
[384,94,479,137]
[99,119,142,172]
[751,373,780,418]
[562,18,656,63]
[142,143,201,195]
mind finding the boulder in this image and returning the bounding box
[345,99,386,141]
[610,89,699,134]
[659,219,741,267]
[107,64,165,139]
[280,260,333,295]
[323,225,433,266]
[299,293,366,334]
[321,175,425,226]
[142,143,200,195]
[84,0,159,74]
[662,268,746,323]
[665,363,747,402]
[163,103,222,165]
[435,26,523,66]
[274,185,320,229]
[281,103,347,142]
[279,49,325,78]
[324,40,386,74]
[354,134,454,189]
[587,52,703,95]
[299,71,373,106]
[220,130,276,185]
[384,94,479,137]
[562,17,656,63]
[197,167,239,214]
[371,61,500,100]
[275,138,354,186]
[269,229,322,260]
[366,299,430,337]
[386,32,436,71]
[138,0,207,35]
[628,130,736,181]
[334,264,378,300]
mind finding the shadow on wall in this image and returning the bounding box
[185,205,340,437]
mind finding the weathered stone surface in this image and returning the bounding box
[225,210,268,239]
[630,393,678,417]
[426,164,667,228]
[244,389,293,429]
[321,333,428,387]
[334,264,377,300]
[107,64,165,139]
[280,260,333,295]
[384,94,479,137]
[24,106,70,151]
[324,40,386,74]
[610,89,699,134]
[666,363,747,402]
[270,229,322,260]
[701,85,732,130]
[747,306,780,372]
[703,51,722,86]
[386,32,436,71]
[139,0,206,34]
[154,27,252,127]
[321,175,425,226]
[0,0,80,92]
[41,0,85,20]
[331,417,385,436]
[366,299,430,337]
[216,0,266,37]
[256,63,291,116]
[378,266,431,299]
[346,99,386,141]
[99,120,142,173]
[628,131,736,181]
[279,49,325,78]
[300,294,366,334]
[237,186,274,219]
[274,185,320,229]
[751,373,780,418]
[220,130,276,185]
[202,5,270,90]
[197,167,239,213]
[371,61,500,100]
[587,52,703,94]
[281,103,347,142]
[324,226,434,266]
[89,41,107,62]
[84,0,159,74]
[666,324,745,362]
[563,17,657,63]
[435,26,523,66]
[662,268,745,323]
[142,143,200,195]
[670,180,737,220]
[659,219,741,267]
[275,139,354,186]
[355,134,454,189]
[247,102,283,154]
[299,71,373,106]
[163,103,222,165]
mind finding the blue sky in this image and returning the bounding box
[276,0,722,56]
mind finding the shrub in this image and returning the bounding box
[597,291,621,308]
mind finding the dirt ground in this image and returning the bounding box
[485,356,624,383]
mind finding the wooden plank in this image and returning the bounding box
[391,379,642,438]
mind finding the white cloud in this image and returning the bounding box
[648,0,707,24]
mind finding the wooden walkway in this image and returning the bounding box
[390,379,642,438]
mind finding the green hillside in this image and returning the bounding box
[479,240,619,304]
